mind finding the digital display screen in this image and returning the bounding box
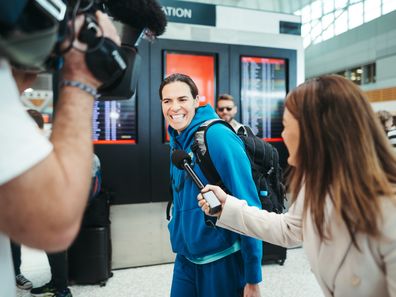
[92,96,137,144]
[240,56,287,142]
[164,51,216,107]
[163,51,217,141]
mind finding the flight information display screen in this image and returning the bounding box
[92,96,137,144]
[240,56,287,142]
[164,51,216,106]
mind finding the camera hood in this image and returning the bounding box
[0,0,66,71]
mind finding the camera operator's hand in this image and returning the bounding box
[62,11,121,89]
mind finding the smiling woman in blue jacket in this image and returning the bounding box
[160,73,262,297]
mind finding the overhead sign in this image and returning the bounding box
[160,0,216,27]
[279,21,301,36]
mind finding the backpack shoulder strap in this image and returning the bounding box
[191,119,234,192]
[166,180,173,221]
[237,125,254,137]
[269,144,286,212]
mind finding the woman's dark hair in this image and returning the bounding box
[27,109,44,129]
[159,73,198,100]
[285,75,396,247]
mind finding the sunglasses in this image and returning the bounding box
[217,107,233,112]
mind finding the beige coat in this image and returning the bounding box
[217,188,396,297]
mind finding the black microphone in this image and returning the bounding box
[66,0,167,100]
[98,0,167,100]
[172,150,222,215]
[106,0,167,36]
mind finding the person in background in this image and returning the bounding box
[28,202,72,297]
[30,152,102,297]
[198,75,396,297]
[215,93,243,132]
[160,73,262,297]
[377,110,396,149]
[30,252,71,297]
[10,110,43,291]
[26,109,45,130]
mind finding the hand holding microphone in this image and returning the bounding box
[171,150,222,215]
[197,185,228,217]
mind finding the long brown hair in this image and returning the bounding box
[285,75,396,246]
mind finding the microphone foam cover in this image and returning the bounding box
[106,0,167,36]
[171,150,191,170]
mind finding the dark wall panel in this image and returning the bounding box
[94,42,150,204]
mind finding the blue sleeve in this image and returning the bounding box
[206,124,263,284]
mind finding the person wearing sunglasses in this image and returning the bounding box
[216,94,243,132]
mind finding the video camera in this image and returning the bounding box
[0,0,167,100]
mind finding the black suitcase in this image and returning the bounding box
[68,191,113,286]
[262,241,287,265]
[82,191,111,228]
[68,226,113,286]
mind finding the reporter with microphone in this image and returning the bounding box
[160,73,263,297]
[197,75,396,297]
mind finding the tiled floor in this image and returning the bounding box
[16,246,323,297]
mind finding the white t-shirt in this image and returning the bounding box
[0,59,53,184]
[0,58,53,296]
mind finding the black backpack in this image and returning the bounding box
[191,119,286,214]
